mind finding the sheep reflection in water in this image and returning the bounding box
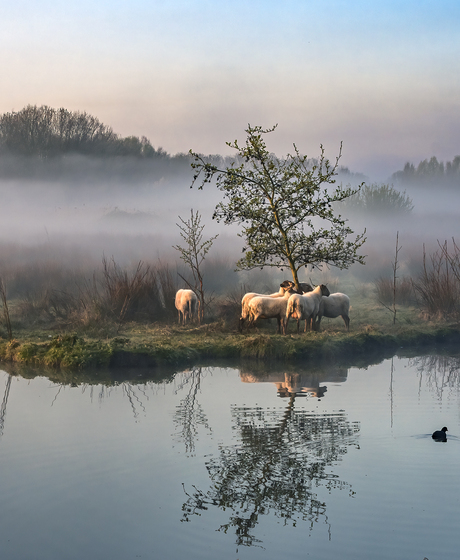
[240,366,348,399]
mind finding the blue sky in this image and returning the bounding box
[1,0,459,178]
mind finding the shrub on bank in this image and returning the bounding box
[374,276,416,306]
[4,258,178,330]
[413,240,460,319]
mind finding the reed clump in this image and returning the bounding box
[6,257,178,332]
[413,240,460,319]
[374,276,416,306]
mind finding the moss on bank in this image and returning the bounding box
[1,323,460,376]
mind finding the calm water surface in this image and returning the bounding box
[0,355,459,560]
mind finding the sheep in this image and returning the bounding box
[281,281,313,294]
[246,288,299,334]
[239,281,295,331]
[239,281,312,331]
[175,289,199,325]
[285,284,330,334]
[315,292,350,331]
[298,282,314,294]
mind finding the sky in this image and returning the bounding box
[1,0,460,179]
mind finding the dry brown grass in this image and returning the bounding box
[2,257,179,332]
[0,247,457,339]
[412,240,460,319]
[374,276,416,306]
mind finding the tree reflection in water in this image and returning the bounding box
[0,374,12,439]
[173,367,212,455]
[44,379,157,422]
[410,354,460,400]
[181,366,360,548]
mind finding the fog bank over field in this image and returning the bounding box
[0,156,459,291]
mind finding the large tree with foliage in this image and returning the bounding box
[190,125,366,290]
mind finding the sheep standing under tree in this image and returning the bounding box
[246,287,299,335]
[286,284,330,333]
[316,293,350,331]
[239,280,299,331]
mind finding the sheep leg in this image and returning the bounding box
[246,311,256,332]
[285,314,290,334]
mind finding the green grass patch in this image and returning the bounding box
[2,320,460,377]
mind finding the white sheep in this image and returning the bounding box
[315,292,350,331]
[239,280,295,331]
[285,284,330,334]
[175,289,199,325]
[246,288,298,334]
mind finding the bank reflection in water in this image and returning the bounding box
[180,364,359,548]
[409,354,460,400]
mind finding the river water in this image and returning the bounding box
[0,354,459,560]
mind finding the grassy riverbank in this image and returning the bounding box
[1,281,460,375]
[1,311,460,374]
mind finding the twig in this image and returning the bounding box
[0,278,13,340]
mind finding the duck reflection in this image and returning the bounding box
[182,365,358,548]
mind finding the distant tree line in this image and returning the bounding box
[0,104,238,183]
[391,156,460,187]
[3,104,456,191]
[0,104,165,158]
